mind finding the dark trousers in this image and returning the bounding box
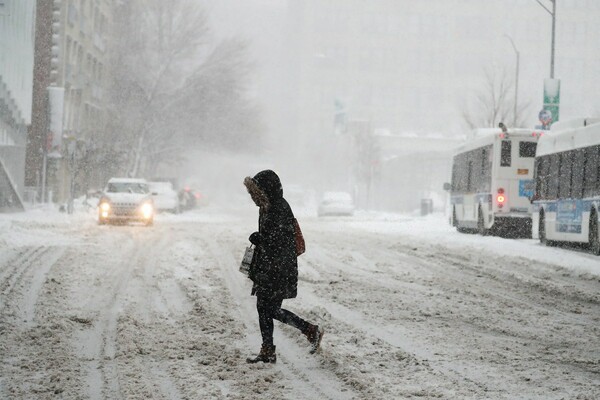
[257,295,310,346]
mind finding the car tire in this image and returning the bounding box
[477,208,488,236]
[452,207,458,228]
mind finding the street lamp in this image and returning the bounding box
[534,0,557,78]
[504,35,520,127]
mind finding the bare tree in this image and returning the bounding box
[462,68,531,130]
[99,0,264,180]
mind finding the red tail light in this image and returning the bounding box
[497,188,506,208]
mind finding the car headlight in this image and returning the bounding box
[99,202,110,218]
[141,203,153,219]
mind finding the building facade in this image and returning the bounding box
[0,0,37,210]
[283,0,600,136]
[257,0,600,210]
[27,0,113,203]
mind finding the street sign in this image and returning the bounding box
[543,78,560,127]
[539,109,552,125]
[333,98,347,135]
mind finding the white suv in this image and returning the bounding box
[98,178,155,226]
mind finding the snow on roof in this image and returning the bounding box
[108,177,148,183]
[550,117,600,133]
[470,128,535,138]
[537,119,600,157]
[454,128,537,154]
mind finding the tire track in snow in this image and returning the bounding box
[0,246,61,319]
[74,229,163,399]
[305,227,600,396]
[293,233,488,394]
[396,243,599,327]
[122,231,188,400]
[0,246,39,279]
[312,229,597,327]
[19,247,66,326]
[300,286,488,393]
[202,228,355,400]
[0,246,46,296]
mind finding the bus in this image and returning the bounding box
[532,118,600,254]
[447,128,540,236]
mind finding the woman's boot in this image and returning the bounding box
[304,324,324,354]
[246,344,276,364]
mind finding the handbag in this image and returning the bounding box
[293,218,305,256]
[239,245,255,275]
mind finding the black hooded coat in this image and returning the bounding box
[245,170,298,300]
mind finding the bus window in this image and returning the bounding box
[535,156,550,199]
[467,161,473,192]
[519,142,537,158]
[453,153,469,193]
[501,141,511,167]
[558,151,573,199]
[480,145,492,192]
[572,149,585,198]
[470,150,481,192]
[451,161,458,192]
[583,146,599,197]
[548,154,560,199]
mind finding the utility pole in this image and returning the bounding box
[534,0,556,78]
[505,35,520,127]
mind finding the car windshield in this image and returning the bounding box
[323,192,352,204]
[107,182,149,194]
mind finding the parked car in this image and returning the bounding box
[318,191,355,217]
[98,178,155,226]
[179,186,205,211]
[149,181,180,213]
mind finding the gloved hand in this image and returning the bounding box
[249,232,262,245]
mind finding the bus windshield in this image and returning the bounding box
[107,182,149,194]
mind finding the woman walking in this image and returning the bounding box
[244,170,324,364]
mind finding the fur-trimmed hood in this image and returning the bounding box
[244,170,283,208]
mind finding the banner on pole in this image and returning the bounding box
[542,78,560,128]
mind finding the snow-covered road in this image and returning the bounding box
[0,208,598,399]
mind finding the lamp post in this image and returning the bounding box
[534,0,557,78]
[504,35,520,127]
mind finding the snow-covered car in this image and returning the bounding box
[318,191,355,217]
[149,181,180,213]
[98,178,155,226]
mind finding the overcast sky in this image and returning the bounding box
[204,0,600,138]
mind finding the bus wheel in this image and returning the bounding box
[477,209,487,236]
[539,212,547,245]
[589,211,600,256]
[452,208,458,228]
